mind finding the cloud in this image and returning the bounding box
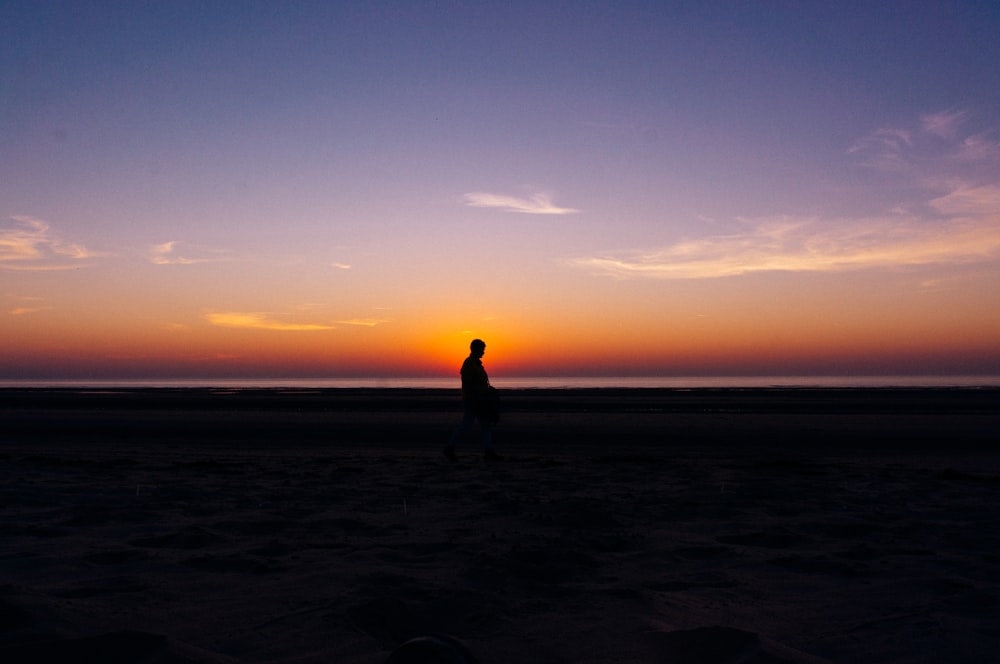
[566,208,1000,280]
[205,312,335,331]
[956,133,1000,161]
[850,108,999,170]
[0,216,104,270]
[570,110,1000,281]
[7,294,49,315]
[929,184,1000,217]
[921,109,968,138]
[847,127,912,155]
[9,306,50,316]
[149,241,231,265]
[464,192,579,215]
[333,318,390,327]
[331,262,352,270]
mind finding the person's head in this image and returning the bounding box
[470,339,486,357]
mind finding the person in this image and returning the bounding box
[444,339,501,461]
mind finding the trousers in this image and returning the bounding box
[447,400,493,449]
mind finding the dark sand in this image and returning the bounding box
[2,388,999,663]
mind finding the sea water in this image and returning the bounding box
[2,375,998,389]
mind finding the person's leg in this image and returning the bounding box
[480,418,504,460]
[479,419,493,450]
[446,402,475,449]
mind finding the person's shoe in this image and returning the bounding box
[483,449,503,461]
[443,447,457,462]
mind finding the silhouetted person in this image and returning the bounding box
[444,339,501,461]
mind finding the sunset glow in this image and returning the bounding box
[3,3,999,381]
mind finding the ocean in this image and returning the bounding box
[2,375,998,389]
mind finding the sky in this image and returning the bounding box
[3,1,1000,380]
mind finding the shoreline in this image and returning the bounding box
[4,383,998,404]
[3,386,998,451]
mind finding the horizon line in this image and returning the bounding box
[3,374,999,389]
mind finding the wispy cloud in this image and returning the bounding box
[149,241,232,265]
[331,262,352,270]
[9,306,50,316]
[464,192,579,215]
[850,108,999,171]
[6,294,48,315]
[956,133,1000,161]
[929,183,1000,217]
[205,312,335,331]
[921,109,968,138]
[0,216,105,270]
[333,318,390,327]
[562,111,998,280]
[847,127,913,156]
[566,206,1000,280]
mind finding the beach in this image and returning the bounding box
[2,387,999,663]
